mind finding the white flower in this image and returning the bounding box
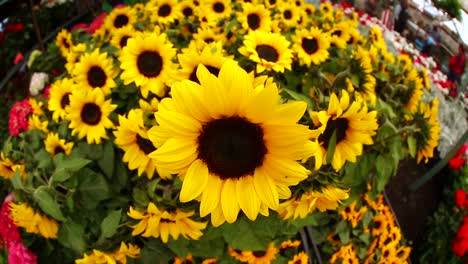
[29,72,49,96]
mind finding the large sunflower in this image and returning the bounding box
[66,89,117,144]
[177,42,231,83]
[148,60,312,226]
[114,109,170,179]
[239,31,293,73]
[44,132,74,157]
[120,33,176,98]
[309,90,378,171]
[72,49,118,95]
[293,28,330,66]
[239,3,271,32]
[149,0,181,26]
[127,202,207,243]
[48,78,75,122]
[55,29,73,58]
[104,6,137,31]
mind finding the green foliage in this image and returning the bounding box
[432,0,462,20]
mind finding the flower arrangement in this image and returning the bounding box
[0,0,444,263]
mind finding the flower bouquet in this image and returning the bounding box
[0,0,442,263]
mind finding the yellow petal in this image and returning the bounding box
[200,173,223,217]
[180,159,209,202]
[253,168,279,210]
[221,179,240,223]
[218,60,252,115]
[236,177,260,221]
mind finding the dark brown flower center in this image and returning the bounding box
[247,13,261,30]
[189,65,220,84]
[256,44,279,62]
[54,146,65,155]
[87,66,107,88]
[253,251,266,257]
[158,4,171,17]
[283,10,292,19]
[136,134,156,154]
[60,93,71,109]
[119,36,130,48]
[302,37,319,54]
[114,14,129,28]
[331,30,342,37]
[197,117,266,179]
[182,6,193,16]
[374,220,382,229]
[295,0,301,6]
[268,0,276,5]
[137,51,163,78]
[81,103,102,125]
[318,118,348,147]
[213,2,225,13]
[305,8,312,15]
[204,37,214,43]
[63,39,70,49]
[160,219,176,223]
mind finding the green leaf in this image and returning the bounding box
[10,170,23,190]
[374,72,388,82]
[407,136,417,158]
[359,232,371,244]
[326,130,337,164]
[141,239,174,264]
[58,220,86,253]
[33,186,66,221]
[34,149,52,169]
[78,170,111,209]
[97,140,115,179]
[222,217,271,250]
[350,74,360,87]
[56,156,91,171]
[133,188,149,208]
[375,155,394,192]
[362,211,374,227]
[98,209,121,242]
[51,169,72,183]
[102,0,112,13]
[281,88,314,109]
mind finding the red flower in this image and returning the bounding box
[13,53,23,65]
[341,1,352,8]
[5,23,24,33]
[450,157,467,171]
[86,13,107,34]
[455,189,467,208]
[8,99,32,137]
[71,23,88,31]
[453,216,468,257]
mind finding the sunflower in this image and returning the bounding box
[275,2,301,28]
[264,0,278,9]
[110,26,136,51]
[104,6,137,31]
[380,241,398,259]
[127,202,207,243]
[368,26,386,50]
[309,91,378,171]
[72,49,118,95]
[413,99,440,164]
[55,29,73,57]
[228,247,251,262]
[319,2,334,17]
[66,89,117,144]
[114,109,170,179]
[192,27,223,51]
[277,186,349,220]
[239,3,271,32]
[148,61,312,226]
[203,0,231,22]
[419,67,431,90]
[139,96,160,112]
[44,132,74,157]
[0,153,25,180]
[329,244,359,264]
[280,240,301,250]
[179,0,197,18]
[400,69,424,113]
[48,78,74,122]
[242,242,278,264]
[65,43,87,73]
[239,31,293,73]
[293,28,330,66]
[149,0,181,26]
[371,214,388,236]
[397,54,413,73]
[9,202,59,239]
[288,251,308,264]
[302,3,316,16]
[120,32,176,98]
[328,22,352,49]
[177,42,230,83]
[28,114,48,133]
[395,247,411,260]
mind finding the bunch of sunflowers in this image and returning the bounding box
[0,0,441,262]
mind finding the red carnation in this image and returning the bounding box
[8,99,32,137]
[450,157,467,171]
[455,189,467,208]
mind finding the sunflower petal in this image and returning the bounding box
[180,159,209,202]
[236,177,260,221]
[200,173,223,217]
[253,168,279,210]
[221,179,240,223]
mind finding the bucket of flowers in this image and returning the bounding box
[0,0,441,263]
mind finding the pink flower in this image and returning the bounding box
[8,99,32,137]
[0,195,21,248]
[7,242,37,264]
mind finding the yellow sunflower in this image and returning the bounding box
[368,26,386,50]
[148,61,312,226]
[228,247,251,262]
[66,89,117,144]
[65,43,87,73]
[413,99,440,164]
[419,67,431,90]
[120,32,176,98]
[76,242,140,264]
[309,91,378,171]
[372,214,388,236]
[110,26,136,51]
[179,0,197,18]
[293,28,330,66]
[9,202,59,239]
[127,202,207,243]
[203,0,232,22]
[242,242,278,264]
[28,114,48,133]
[302,2,316,16]
[48,78,74,122]
[328,22,351,49]
[239,31,293,73]
[177,42,230,83]
[149,0,181,26]
[0,153,25,180]
[280,240,301,250]
[239,3,271,32]
[44,132,74,157]
[275,2,301,28]
[402,69,424,113]
[72,49,118,95]
[114,109,170,179]
[139,96,160,112]
[264,0,279,9]
[55,28,73,58]
[192,27,223,51]
[288,251,308,264]
[103,6,137,31]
